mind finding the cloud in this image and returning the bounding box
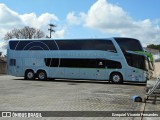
[69,0,160,45]
[20,13,59,29]
[0,3,64,39]
[66,12,83,25]
[0,3,66,54]
[0,4,22,24]
[84,0,133,30]
[86,0,160,45]
[0,41,7,49]
[53,29,66,38]
[20,12,62,37]
[0,4,24,35]
[0,3,23,55]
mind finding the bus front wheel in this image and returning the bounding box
[110,72,123,84]
[25,70,35,80]
[37,70,47,80]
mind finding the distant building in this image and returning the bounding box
[145,47,160,60]
[145,48,159,55]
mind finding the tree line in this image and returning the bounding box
[147,44,160,50]
[4,26,45,40]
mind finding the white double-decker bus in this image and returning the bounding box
[7,38,149,83]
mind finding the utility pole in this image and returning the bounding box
[48,24,56,38]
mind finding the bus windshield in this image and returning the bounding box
[124,52,149,71]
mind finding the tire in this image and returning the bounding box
[110,72,123,84]
[25,70,35,80]
[37,70,47,80]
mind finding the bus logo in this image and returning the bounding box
[2,112,11,117]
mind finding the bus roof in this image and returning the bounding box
[9,38,115,41]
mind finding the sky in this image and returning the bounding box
[0,0,160,54]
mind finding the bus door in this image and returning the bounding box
[96,59,106,80]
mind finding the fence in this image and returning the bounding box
[0,61,7,74]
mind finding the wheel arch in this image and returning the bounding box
[36,69,47,75]
[25,69,35,76]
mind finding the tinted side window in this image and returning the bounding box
[44,58,121,69]
[97,60,106,68]
[9,41,28,50]
[9,40,58,50]
[9,59,16,66]
[10,40,117,52]
[105,60,122,69]
[44,58,59,67]
[115,38,143,51]
[56,40,81,50]
[44,58,97,68]
[103,40,117,52]
[57,40,117,52]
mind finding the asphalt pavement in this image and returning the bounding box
[0,74,159,120]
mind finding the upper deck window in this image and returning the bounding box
[9,41,57,50]
[114,38,143,51]
[56,40,117,52]
[9,39,117,52]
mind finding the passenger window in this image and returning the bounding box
[97,60,105,68]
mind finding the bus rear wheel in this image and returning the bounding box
[25,70,35,80]
[37,70,47,80]
[110,72,123,84]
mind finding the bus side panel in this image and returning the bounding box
[79,68,99,80]
[64,68,80,79]
[23,58,37,73]
[15,57,24,77]
[46,67,65,78]
[124,68,147,82]
[7,51,24,77]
